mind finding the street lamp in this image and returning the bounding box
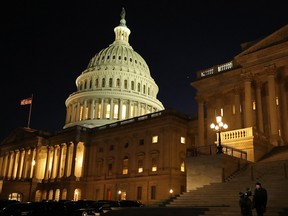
[210,116,228,154]
[169,189,173,199]
[118,190,122,200]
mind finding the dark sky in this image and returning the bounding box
[1,0,288,141]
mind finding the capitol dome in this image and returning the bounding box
[64,8,164,129]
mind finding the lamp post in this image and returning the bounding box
[169,189,173,199]
[210,116,228,154]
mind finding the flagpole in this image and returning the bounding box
[27,94,33,128]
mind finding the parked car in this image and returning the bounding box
[64,200,97,215]
[0,201,68,216]
[0,200,20,210]
[118,200,144,207]
[72,200,120,216]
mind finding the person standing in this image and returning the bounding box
[239,191,253,216]
[253,182,268,216]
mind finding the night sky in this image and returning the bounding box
[1,0,288,141]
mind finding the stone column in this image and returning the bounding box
[100,98,104,119]
[233,86,242,129]
[44,146,52,180]
[89,99,95,119]
[243,73,253,127]
[110,98,114,119]
[76,102,81,121]
[266,66,279,144]
[279,79,288,142]
[255,80,264,133]
[83,100,87,120]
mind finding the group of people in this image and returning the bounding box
[239,182,268,216]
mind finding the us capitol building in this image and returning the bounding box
[1,8,288,204]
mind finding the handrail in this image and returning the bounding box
[186,144,247,160]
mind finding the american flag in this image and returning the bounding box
[20,97,32,105]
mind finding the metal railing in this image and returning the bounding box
[186,144,247,160]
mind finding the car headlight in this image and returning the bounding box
[82,211,88,216]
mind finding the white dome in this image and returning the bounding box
[64,8,164,129]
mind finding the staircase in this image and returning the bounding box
[166,146,288,216]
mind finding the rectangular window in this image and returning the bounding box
[139,139,144,145]
[152,136,158,143]
[113,104,119,119]
[137,187,142,200]
[253,101,256,110]
[180,137,185,144]
[232,105,236,115]
[79,106,83,121]
[151,158,157,172]
[122,157,128,175]
[151,186,156,200]
[106,104,111,119]
[138,159,143,173]
[108,163,112,176]
[97,104,101,119]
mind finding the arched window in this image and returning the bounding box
[116,78,120,88]
[109,78,113,87]
[74,188,81,201]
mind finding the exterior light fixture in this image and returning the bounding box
[210,116,228,154]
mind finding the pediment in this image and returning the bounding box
[0,127,42,146]
[237,24,288,57]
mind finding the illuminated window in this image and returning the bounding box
[79,106,83,121]
[180,137,185,144]
[138,159,143,173]
[121,104,127,119]
[151,158,157,172]
[48,189,53,200]
[97,104,101,119]
[62,189,67,200]
[253,101,256,110]
[232,105,235,115]
[74,188,81,201]
[8,193,22,201]
[130,105,134,117]
[180,161,185,172]
[122,157,128,175]
[85,107,88,119]
[106,104,111,119]
[276,97,279,106]
[221,108,224,116]
[113,104,119,119]
[152,136,158,143]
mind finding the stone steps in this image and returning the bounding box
[166,152,288,216]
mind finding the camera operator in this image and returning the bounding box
[239,188,253,216]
